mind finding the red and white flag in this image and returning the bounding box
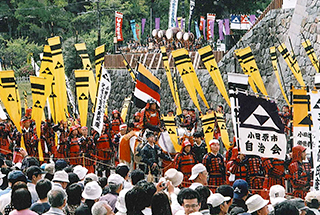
[241,15,251,30]
[115,11,123,41]
[207,13,216,40]
[199,16,205,30]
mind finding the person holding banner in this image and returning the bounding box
[192,132,207,164]
[110,110,124,139]
[96,124,113,177]
[261,158,285,189]
[79,126,95,173]
[0,119,12,156]
[278,105,292,135]
[143,99,161,132]
[67,126,81,166]
[55,120,69,159]
[21,119,38,157]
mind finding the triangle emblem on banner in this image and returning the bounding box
[210,65,217,72]
[243,105,279,130]
[314,99,320,109]
[7,94,14,101]
[205,126,214,133]
[168,128,176,134]
[299,116,312,125]
[55,62,63,69]
[34,100,42,108]
[79,93,88,100]
[182,69,189,75]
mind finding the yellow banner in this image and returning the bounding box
[270,47,290,106]
[23,91,28,111]
[235,46,268,96]
[278,43,305,87]
[95,44,105,87]
[30,76,51,161]
[74,70,90,127]
[74,43,96,106]
[161,47,182,114]
[201,112,216,152]
[198,45,231,107]
[48,36,68,122]
[302,39,319,73]
[121,96,131,123]
[215,112,231,150]
[173,69,182,115]
[123,59,136,81]
[292,87,311,127]
[162,115,180,152]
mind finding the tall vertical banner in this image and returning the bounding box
[188,0,195,32]
[215,112,231,149]
[237,92,286,159]
[218,20,224,40]
[201,112,216,152]
[199,16,205,30]
[269,47,290,106]
[92,66,111,135]
[115,11,124,42]
[130,20,138,41]
[95,44,106,89]
[203,19,206,39]
[47,36,68,122]
[195,21,201,39]
[178,17,182,29]
[141,18,146,36]
[310,90,320,190]
[198,45,230,107]
[278,43,305,87]
[224,19,230,35]
[162,115,180,152]
[120,96,131,123]
[74,70,90,127]
[23,91,28,111]
[74,43,97,106]
[302,39,320,73]
[136,23,141,41]
[30,76,51,161]
[207,14,216,40]
[168,0,179,28]
[155,18,160,29]
[292,87,313,154]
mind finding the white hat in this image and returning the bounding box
[269,185,286,205]
[246,194,269,213]
[85,173,98,182]
[189,163,206,181]
[52,171,70,183]
[120,124,127,130]
[305,191,320,203]
[108,174,125,185]
[207,193,231,208]
[73,165,88,180]
[82,181,102,200]
[209,139,219,146]
[164,169,184,187]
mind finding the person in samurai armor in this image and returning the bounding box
[288,145,311,198]
[226,147,247,186]
[278,105,292,135]
[202,139,226,192]
[21,119,38,156]
[96,124,113,177]
[54,120,69,159]
[174,140,196,187]
[141,131,172,181]
[0,119,12,156]
[110,110,124,138]
[261,158,286,189]
[133,112,142,131]
[192,131,207,164]
[67,126,81,166]
[142,99,161,132]
[79,126,95,173]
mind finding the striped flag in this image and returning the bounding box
[133,63,160,108]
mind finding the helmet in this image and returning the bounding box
[147,98,157,104]
[134,112,140,117]
[112,110,120,115]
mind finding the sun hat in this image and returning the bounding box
[207,193,231,208]
[52,171,70,183]
[164,168,184,187]
[189,163,206,181]
[73,165,88,180]
[108,174,125,185]
[82,181,102,200]
[85,173,99,182]
[245,194,269,213]
[269,185,285,205]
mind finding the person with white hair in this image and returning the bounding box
[100,174,124,212]
[43,188,67,215]
[91,201,114,215]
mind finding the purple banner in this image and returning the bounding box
[250,15,256,25]
[176,17,179,27]
[155,18,160,29]
[224,19,230,35]
[218,20,224,40]
[210,20,214,40]
[203,19,206,40]
[141,18,146,35]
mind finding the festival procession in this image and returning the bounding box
[1,0,320,214]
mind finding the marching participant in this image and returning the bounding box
[55,120,69,159]
[110,110,124,138]
[133,112,142,131]
[261,157,285,189]
[96,124,113,177]
[192,132,207,164]
[79,126,95,173]
[67,126,81,165]
[0,119,11,156]
[142,99,161,132]
[21,119,38,156]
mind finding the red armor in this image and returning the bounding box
[96,134,112,161]
[68,137,80,165]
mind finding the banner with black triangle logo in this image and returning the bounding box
[215,112,231,150]
[237,92,286,160]
[162,115,180,152]
[75,70,90,127]
[201,112,216,152]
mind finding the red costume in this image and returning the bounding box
[110,110,123,138]
[143,100,161,132]
[0,121,11,155]
[67,127,81,165]
[96,133,112,161]
[262,158,285,189]
[80,134,95,173]
[203,151,226,192]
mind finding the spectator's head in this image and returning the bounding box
[178,188,201,215]
[274,200,299,215]
[125,186,147,215]
[45,163,55,175]
[151,191,172,215]
[245,194,269,215]
[115,164,130,180]
[52,171,69,189]
[195,186,211,211]
[48,188,67,209]
[233,179,249,200]
[136,180,157,208]
[11,181,27,203]
[73,165,88,181]
[68,172,80,186]
[11,188,32,211]
[55,159,68,171]
[36,179,52,200]
[26,166,45,184]
[207,193,230,215]
[229,206,245,215]
[66,183,82,206]
[82,181,102,201]
[98,177,108,189]
[290,198,310,213]
[189,163,208,185]
[85,173,99,182]
[164,168,183,187]
[8,170,27,186]
[21,157,40,171]
[269,185,286,206]
[216,185,234,207]
[107,174,124,194]
[92,201,114,215]
[130,169,145,185]
[305,191,320,209]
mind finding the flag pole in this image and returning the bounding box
[301,32,320,73]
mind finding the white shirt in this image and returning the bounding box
[0,191,11,214]
[142,207,152,215]
[27,183,39,203]
[189,182,203,190]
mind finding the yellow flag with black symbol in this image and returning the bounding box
[47,36,68,122]
[292,87,311,127]
[161,46,182,114]
[123,59,136,81]
[173,70,182,115]
[74,70,90,127]
[198,45,231,107]
[121,96,131,122]
[278,43,305,87]
[215,112,231,150]
[302,39,320,73]
[162,115,180,152]
[95,44,106,87]
[270,47,290,106]
[30,76,51,161]
[235,46,268,96]
[201,112,216,152]
[74,43,96,106]
[23,91,28,111]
